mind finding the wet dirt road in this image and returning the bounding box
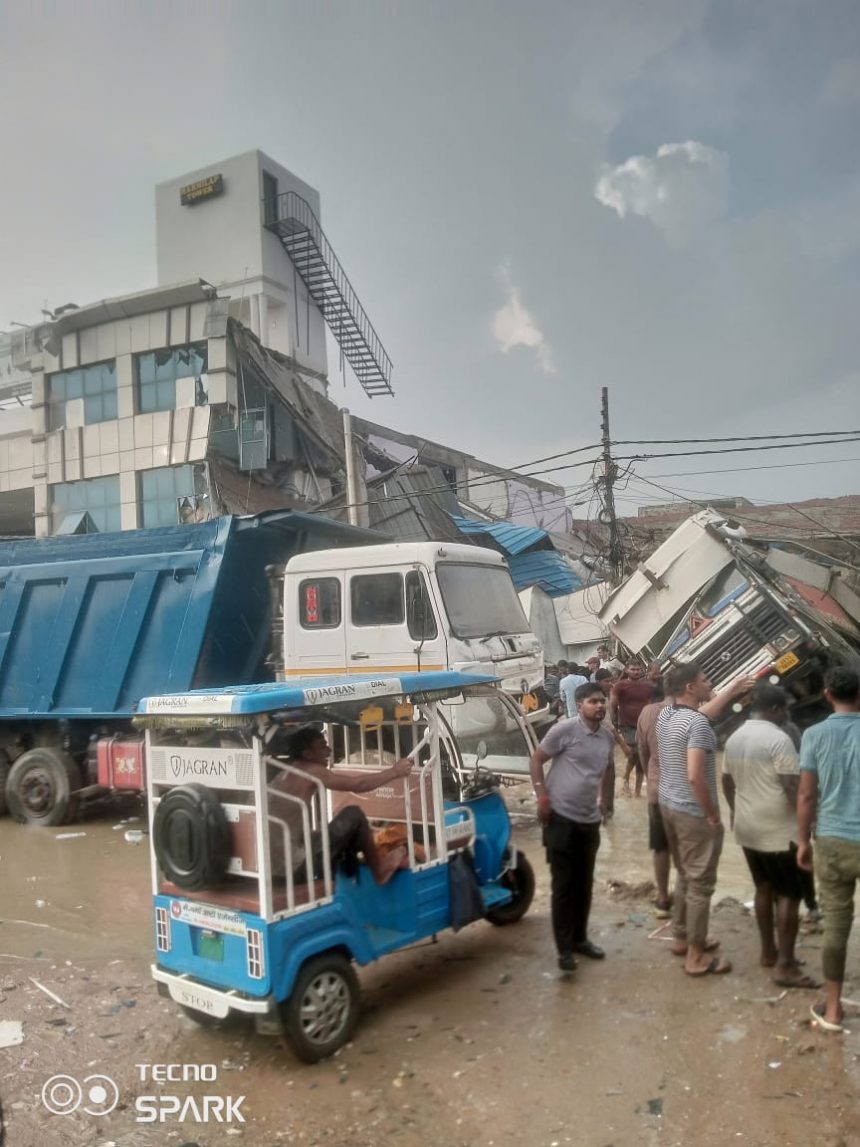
[1,786,859,1147]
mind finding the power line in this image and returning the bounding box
[614,429,860,446]
[645,455,860,480]
[615,436,860,463]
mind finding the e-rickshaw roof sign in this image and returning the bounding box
[139,671,499,716]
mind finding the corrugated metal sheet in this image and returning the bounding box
[507,551,582,597]
[370,467,463,542]
[450,514,547,555]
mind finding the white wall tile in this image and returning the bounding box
[207,338,227,371]
[32,406,46,435]
[120,471,137,503]
[65,397,85,429]
[169,306,189,346]
[130,315,150,353]
[33,484,48,515]
[35,514,49,537]
[149,310,168,350]
[31,375,46,405]
[116,354,133,387]
[79,326,99,365]
[9,467,33,489]
[175,376,196,409]
[65,457,81,481]
[120,448,135,472]
[99,422,119,454]
[189,302,207,341]
[101,453,119,475]
[47,434,63,464]
[115,321,132,355]
[83,455,102,478]
[96,323,117,361]
[82,424,100,458]
[32,440,46,470]
[134,447,153,470]
[48,462,63,484]
[191,406,211,439]
[188,438,208,461]
[0,440,8,471]
[152,443,169,467]
[134,413,154,448]
[207,374,227,404]
[9,437,32,469]
[117,386,134,419]
[121,502,139,530]
[64,427,81,460]
[61,332,79,369]
[152,410,172,446]
[118,417,135,453]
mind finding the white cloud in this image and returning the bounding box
[594,141,730,245]
[491,266,556,373]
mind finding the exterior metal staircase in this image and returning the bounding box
[263,191,393,397]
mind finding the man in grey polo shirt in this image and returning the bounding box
[530,681,614,972]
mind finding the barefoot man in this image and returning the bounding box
[798,667,860,1032]
[722,684,817,989]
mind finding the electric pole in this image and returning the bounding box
[600,386,624,585]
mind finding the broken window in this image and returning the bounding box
[135,343,208,414]
[47,361,117,429]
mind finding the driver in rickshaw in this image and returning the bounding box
[269,727,414,885]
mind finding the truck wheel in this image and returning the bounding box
[281,953,360,1063]
[0,750,10,817]
[486,854,535,926]
[6,748,81,826]
[152,784,231,891]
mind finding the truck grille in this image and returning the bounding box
[695,601,790,685]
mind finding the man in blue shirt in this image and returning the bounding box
[798,666,860,1032]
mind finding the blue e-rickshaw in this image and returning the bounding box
[139,672,535,1061]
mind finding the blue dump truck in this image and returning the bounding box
[0,511,377,826]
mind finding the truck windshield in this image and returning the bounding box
[437,564,529,639]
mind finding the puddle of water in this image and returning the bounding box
[0,814,152,962]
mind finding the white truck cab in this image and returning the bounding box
[274,542,543,699]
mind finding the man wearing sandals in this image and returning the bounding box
[797,667,860,1032]
[657,664,755,977]
[722,684,817,990]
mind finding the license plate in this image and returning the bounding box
[168,980,230,1018]
[198,930,224,962]
[775,651,800,674]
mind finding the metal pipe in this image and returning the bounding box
[342,407,359,526]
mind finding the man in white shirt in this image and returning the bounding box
[559,665,589,718]
[722,684,816,989]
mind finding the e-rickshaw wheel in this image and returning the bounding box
[281,952,360,1063]
[485,854,535,926]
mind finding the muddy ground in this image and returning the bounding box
[1,783,859,1147]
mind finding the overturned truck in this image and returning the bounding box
[599,510,860,728]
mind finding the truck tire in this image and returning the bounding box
[6,748,81,827]
[0,750,10,817]
[281,952,360,1063]
[485,854,535,926]
[152,784,231,891]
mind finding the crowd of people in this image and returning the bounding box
[530,649,860,1034]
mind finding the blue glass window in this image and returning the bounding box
[48,362,117,429]
[135,344,208,414]
[50,476,121,534]
[138,464,206,528]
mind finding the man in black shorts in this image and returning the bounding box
[722,684,817,988]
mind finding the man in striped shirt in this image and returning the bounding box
[657,663,753,977]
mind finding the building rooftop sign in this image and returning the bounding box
[180,173,224,206]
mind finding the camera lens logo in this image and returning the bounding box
[42,1074,119,1117]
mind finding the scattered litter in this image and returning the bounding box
[0,1021,23,1048]
[124,830,146,844]
[29,977,70,1008]
[647,922,673,941]
[743,901,755,911]
[34,900,46,909]
[646,1098,663,1116]
[499,972,511,984]
[55,832,87,841]
[768,1062,782,1070]
[606,879,655,901]
[733,990,788,1005]
[627,913,647,926]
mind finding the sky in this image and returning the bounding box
[2,0,860,516]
